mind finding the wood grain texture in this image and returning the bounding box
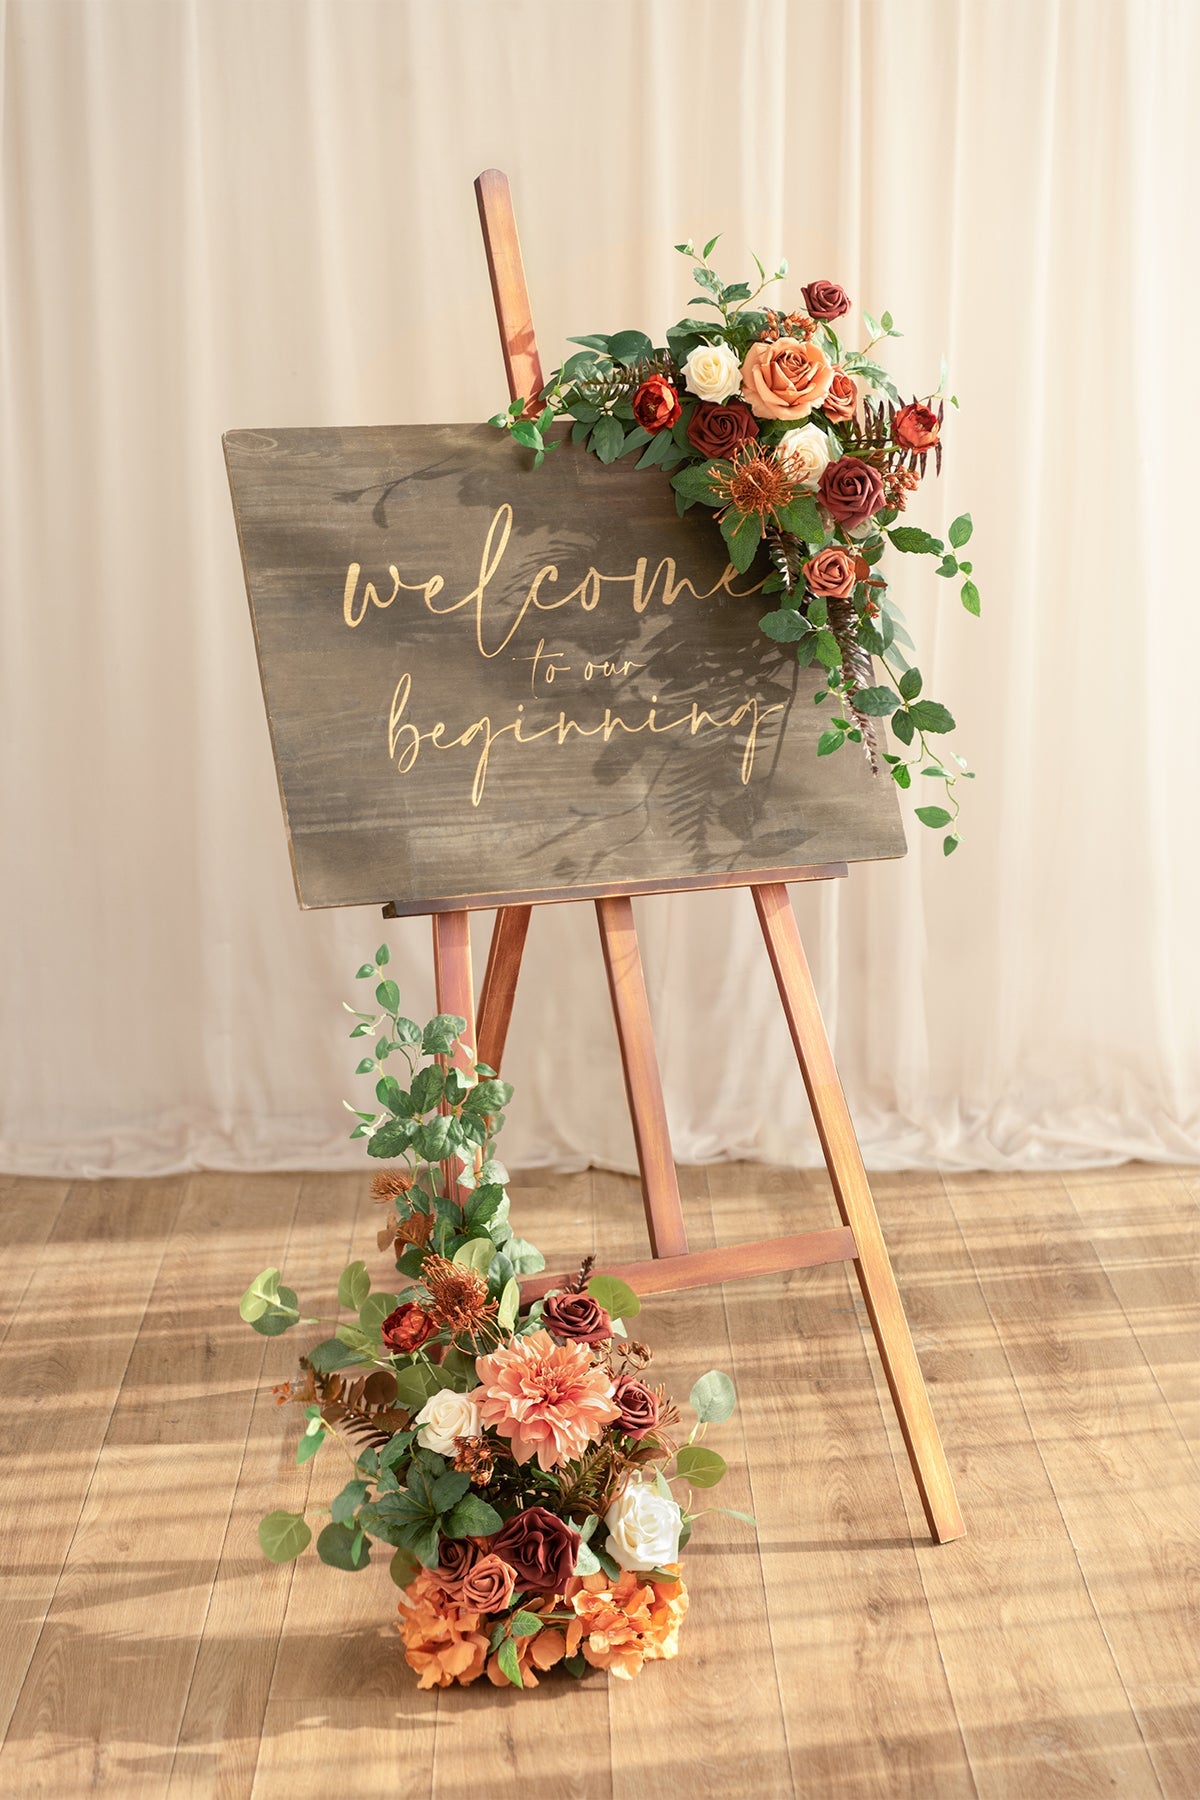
[2,1164,1195,1799]
[595,895,688,1259]
[474,168,544,406]
[224,420,905,913]
[475,902,531,1073]
[753,882,964,1544]
[519,1226,857,1303]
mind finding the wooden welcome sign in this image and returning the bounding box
[223,169,962,1549]
[225,423,904,913]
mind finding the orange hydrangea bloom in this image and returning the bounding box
[566,1566,689,1680]
[475,1329,619,1470]
[396,1568,490,1689]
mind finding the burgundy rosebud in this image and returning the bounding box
[817,455,886,532]
[685,400,760,460]
[612,1374,660,1439]
[541,1290,613,1345]
[801,279,852,321]
[631,375,682,434]
[381,1302,437,1354]
[490,1506,580,1595]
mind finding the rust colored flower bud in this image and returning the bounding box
[631,375,681,434]
[459,1553,517,1614]
[381,1302,437,1354]
[894,402,940,451]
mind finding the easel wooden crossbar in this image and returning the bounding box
[391,170,965,1548]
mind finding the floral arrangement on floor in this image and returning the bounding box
[240,946,747,1689]
[489,237,979,852]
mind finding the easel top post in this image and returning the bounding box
[474,168,544,405]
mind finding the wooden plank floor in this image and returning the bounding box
[0,1163,1195,1798]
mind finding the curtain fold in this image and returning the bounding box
[2,0,1197,1176]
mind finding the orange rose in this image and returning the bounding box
[741,336,833,421]
[821,369,858,423]
[459,1553,517,1614]
[894,402,940,451]
[803,546,858,598]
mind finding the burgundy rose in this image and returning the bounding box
[894,402,940,452]
[818,456,885,531]
[459,1553,517,1614]
[685,400,759,460]
[631,375,682,434]
[381,1302,437,1354]
[802,279,852,321]
[541,1290,613,1345]
[612,1374,660,1440]
[491,1506,580,1595]
[435,1534,480,1596]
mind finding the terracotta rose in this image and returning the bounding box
[821,369,858,423]
[612,1375,660,1439]
[541,1290,613,1345]
[803,546,859,599]
[741,337,833,421]
[459,1554,517,1614]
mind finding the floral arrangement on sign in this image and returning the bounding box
[489,237,979,852]
[240,946,747,1690]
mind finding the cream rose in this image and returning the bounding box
[776,423,832,491]
[604,1478,683,1572]
[414,1387,483,1455]
[681,341,742,404]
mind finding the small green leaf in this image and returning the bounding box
[703,234,721,259]
[759,608,810,644]
[674,1445,727,1488]
[587,1274,640,1321]
[720,507,763,574]
[376,979,400,1012]
[497,1276,520,1332]
[248,1284,301,1337]
[888,526,943,556]
[591,415,625,464]
[258,1510,311,1563]
[389,1544,422,1587]
[852,686,900,717]
[337,1261,371,1311]
[915,805,953,829]
[355,964,375,979]
[497,1636,523,1687]
[817,726,845,757]
[574,1538,602,1576]
[239,1267,280,1323]
[316,1522,371,1571]
[948,513,973,548]
[908,700,956,734]
[690,1369,737,1423]
[296,1422,326,1465]
[944,833,961,856]
[331,1480,370,1525]
[890,710,915,745]
[898,667,923,702]
[375,943,390,966]
[961,580,981,616]
[445,1494,504,1538]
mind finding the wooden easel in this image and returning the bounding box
[398,170,964,1547]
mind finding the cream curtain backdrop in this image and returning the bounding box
[2,0,1197,1176]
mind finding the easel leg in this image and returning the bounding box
[477,904,531,1073]
[595,896,689,1260]
[431,911,477,1206]
[753,882,966,1544]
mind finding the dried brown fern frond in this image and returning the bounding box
[827,596,881,775]
[301,1365,410,1449]
[571,349,678,409]
[765,523,805,593]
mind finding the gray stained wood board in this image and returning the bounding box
[224,423,906,912]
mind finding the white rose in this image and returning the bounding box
[604,1478,683,1572]
[414,1388,482,1455]
[776,423,832,491]
[682,342,742,404]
